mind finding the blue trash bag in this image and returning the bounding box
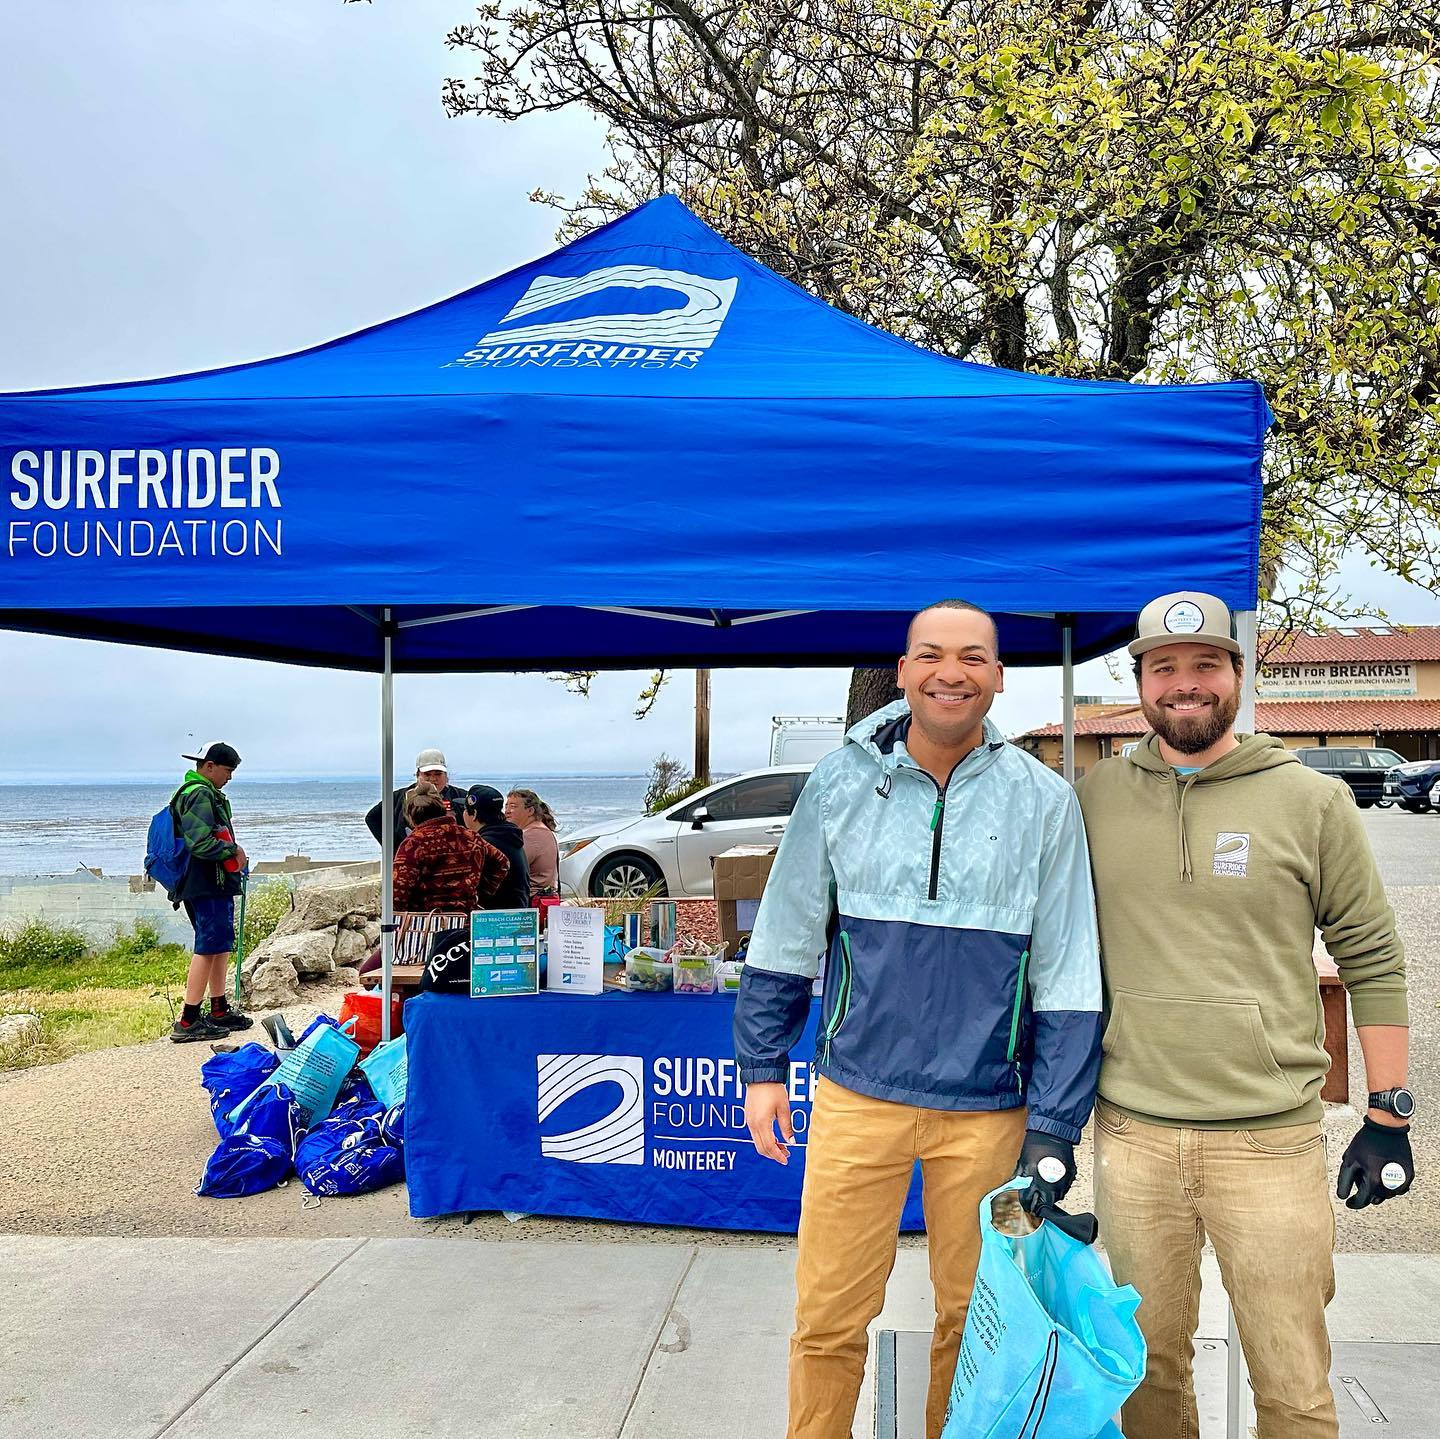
[941,1179,1146,1439]
[380,1101,405,1149]
[199,1043,279,1138]
[295,1099,405,1198]
[196,1084,305,1199]
[335,1069,376,1108]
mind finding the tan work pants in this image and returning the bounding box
[787,1076,1027,1439]
[1093,1099,1338,1439]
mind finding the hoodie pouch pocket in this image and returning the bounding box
[1101,990,1304,1122]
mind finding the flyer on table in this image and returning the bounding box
[546,905,604,994]
[470,909,540,998]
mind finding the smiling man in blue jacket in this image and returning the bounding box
[735,599,1102,1439]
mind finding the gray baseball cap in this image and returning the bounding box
[414,748,449,773]
[1128,591,1241,658]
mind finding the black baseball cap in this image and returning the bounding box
[466,784,504,816]
[182,741,243,768]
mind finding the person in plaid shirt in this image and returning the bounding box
[392,782,510,911]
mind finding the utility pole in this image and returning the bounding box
[694,668,711,785]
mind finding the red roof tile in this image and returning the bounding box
[1017,698,1440,740]
[1262,626,1440,664]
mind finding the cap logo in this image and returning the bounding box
[1163,601,1205,634]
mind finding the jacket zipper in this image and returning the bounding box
[819,931,854,1065]
[1006,947,1031,1094]
[923,773,948,900]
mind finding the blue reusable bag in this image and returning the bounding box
[196,1084,305,1198]
[358,1034,407,1109]
[942,1179,1145,1439]
[229,1014,360,1128]
[295,1098,405,1197]
[200,1043,279,1138]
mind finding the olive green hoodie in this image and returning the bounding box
[1077,733,1407,1129]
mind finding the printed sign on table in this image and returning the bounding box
[469,909,540,998]
[546,905,605,995]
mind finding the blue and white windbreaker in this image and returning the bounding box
[733,701,1102,1143]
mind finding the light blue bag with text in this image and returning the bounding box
[941,1179,1145,1439]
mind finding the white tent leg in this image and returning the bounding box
[380,608,395,1043]
[1235,608,1258,734]
[1062,623,1076,783]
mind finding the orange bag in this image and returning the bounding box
[337,990,404,1059]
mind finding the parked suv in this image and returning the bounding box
[1391,758,1440,813]
[1294,746,1406,808]
[557,765,813,899]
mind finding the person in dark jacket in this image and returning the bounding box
[365,747,466,845]
[463,785,532,909]
[170,741,254,1042]
[392,783,510,912]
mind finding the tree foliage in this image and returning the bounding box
[447,0,1439,619]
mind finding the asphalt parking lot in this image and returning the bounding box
[1363,805,1440,889]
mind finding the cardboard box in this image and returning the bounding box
[711,845,778,959]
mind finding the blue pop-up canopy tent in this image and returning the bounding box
[0,194,1267,1033]
[1,194,1266,673]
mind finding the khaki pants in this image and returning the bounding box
[1093,1099,1338,1439]
[788,1077,1026,1439]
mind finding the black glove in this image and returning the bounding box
[1336,1117,1414,1209]
[1015,1131,1077,1215]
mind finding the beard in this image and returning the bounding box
[1141,689,1240,755]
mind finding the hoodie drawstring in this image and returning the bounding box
[1173,773,1196,882]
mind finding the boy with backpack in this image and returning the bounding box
[148,741,254,1041]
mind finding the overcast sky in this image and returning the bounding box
[1,2,1434,782]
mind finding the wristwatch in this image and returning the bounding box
[1368,1088,1416,1121]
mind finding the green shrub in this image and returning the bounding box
[241,877,293,956]
[0,919,88,973]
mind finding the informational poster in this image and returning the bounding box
[546,905,604,995]
[470,909,540,998]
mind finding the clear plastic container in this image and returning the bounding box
[674,954,718,995]
[623,947,673,992]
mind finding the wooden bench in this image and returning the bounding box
[1314,949,1348,1105]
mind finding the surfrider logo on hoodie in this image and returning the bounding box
[1213,832,1251,878]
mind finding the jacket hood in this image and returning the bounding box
[1125,732,1297,881]
[844,699,1007,777]
[1126,731,1298,781]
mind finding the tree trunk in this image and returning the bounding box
[694,668,711,784]
[845,667,902,728]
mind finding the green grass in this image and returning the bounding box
[0,919,186,993]
[0,884,293,1071]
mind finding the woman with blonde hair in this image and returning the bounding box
[503,787,561,898]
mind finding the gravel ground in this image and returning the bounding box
[1,815,1435,1250]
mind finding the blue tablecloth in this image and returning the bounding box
[404,990,926,1231]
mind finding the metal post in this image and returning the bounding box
[1062,623,1076,783]
[1235,608,1258,734]
[1225,1303,1248,1439]
[380,608,395,1043]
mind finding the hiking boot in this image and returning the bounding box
[209,1007,254,1032]
[171,1015,229,1043]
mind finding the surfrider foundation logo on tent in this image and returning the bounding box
[1212,832,1251,878]
[537,1054,646,1164]
[447,264,739,371]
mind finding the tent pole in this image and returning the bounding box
[1061,622,1076,783]
[1236,609,1258,734]
[380,608,395,1044]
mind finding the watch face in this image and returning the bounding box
[1393,1089,1416,1119]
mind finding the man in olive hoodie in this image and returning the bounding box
[1077,592,1412,1439]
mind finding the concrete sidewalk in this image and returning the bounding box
[3,1237,1437,1439]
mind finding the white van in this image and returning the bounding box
[769,716,845,766]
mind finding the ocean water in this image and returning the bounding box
[0,775,650,877]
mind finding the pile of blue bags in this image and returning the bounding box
[195,1016,407,1201]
